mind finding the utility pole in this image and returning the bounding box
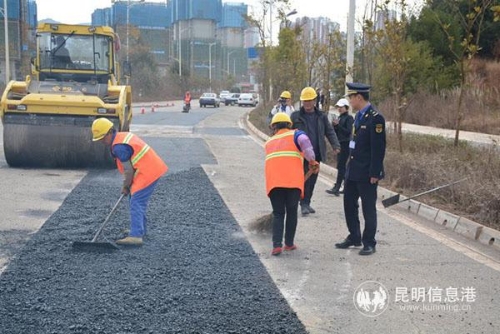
[209,42,216,92]
[3,0,10,83]
[269,0,273,46]
[346,0,355,93]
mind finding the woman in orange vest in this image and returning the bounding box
[265,113,319,256]
[91,118,168,246]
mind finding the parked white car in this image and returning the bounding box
[219,90,231,103]
[237,93,258,107]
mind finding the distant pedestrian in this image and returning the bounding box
[335,83,386,256]
[91,118,168,246]
[291,87,340,215]
[265,113,319,256]
[326,98,354,196]
[267,90,295,125]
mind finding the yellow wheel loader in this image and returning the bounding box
[0,23,132,168]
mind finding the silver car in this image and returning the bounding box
[199,93,220,108]
[237,93,257,107]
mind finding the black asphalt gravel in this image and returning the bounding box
[0,136,307,333]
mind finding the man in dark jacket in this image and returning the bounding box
[291,86,340,215]
[326,98,354,196]
[334,82,386,256]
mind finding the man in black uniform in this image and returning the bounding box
[291,86,340,215]
[326,98,354,196]
[335,83,386,255]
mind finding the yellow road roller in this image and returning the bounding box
[0,23,132,168]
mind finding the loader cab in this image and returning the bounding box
[36,29,115,84]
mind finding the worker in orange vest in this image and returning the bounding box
[91,118,168,246]
[265,113,319,256]
[184,91,192,110]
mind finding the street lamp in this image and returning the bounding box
[346,0,355,90]
[208,42,216,92]
[112,0,144,83]
[1,0,10,84]
[227,50,236,77]
[178,26,189,77]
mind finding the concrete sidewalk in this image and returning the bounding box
[390,121,500,147]
[199,107,500,333]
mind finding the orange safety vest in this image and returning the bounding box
[112,132,168,194]
[265,129,304,197]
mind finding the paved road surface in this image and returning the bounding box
[1,102,499,333]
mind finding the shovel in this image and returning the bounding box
[382,178,467,208]
[72,194,125,252]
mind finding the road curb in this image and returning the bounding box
[243,112,500,252]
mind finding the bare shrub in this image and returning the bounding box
[382,133,500,230]
[379,59,500,135]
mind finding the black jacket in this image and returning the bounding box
[346,104,386,182]
[334,112,354,143]
[291,107,340,162]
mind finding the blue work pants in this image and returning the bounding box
[129,180,158,237]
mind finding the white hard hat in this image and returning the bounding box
[335,98,349,107]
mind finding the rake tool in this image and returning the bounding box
[72,194,125,252]
[382,178,467,208]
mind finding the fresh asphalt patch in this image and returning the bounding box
[0,167,306,333]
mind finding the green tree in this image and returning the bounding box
[271,26,306,104]
[313,30,345,111]
[244,0,292,104]
[429,0,495,146]
[364,0,414,152]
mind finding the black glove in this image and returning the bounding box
[121,186,130,195]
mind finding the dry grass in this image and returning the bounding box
[381,133,500,230]
[380,59,500,135]
[250,103,500,231]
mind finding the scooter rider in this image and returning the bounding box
[183,91,192,111]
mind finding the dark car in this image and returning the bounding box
[224,93,240,106]
[199,93,220,108]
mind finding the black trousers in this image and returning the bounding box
[343,179,378,247]
[269,188,301,248]
[300,160,319,206]
[335,141,350,188]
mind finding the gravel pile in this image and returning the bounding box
[0,167,306,334]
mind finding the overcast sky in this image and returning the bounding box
[36,0,423,32]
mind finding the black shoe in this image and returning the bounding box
[301,205,309,215]
[327,188,340,196]
[307,205,316,213]
[359,245,376,255]
[335,239,362,249]
[326,186,340,196]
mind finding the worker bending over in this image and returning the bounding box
[91,118,168,246]
[265,113,319,256]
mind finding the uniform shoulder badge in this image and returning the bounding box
[369,107,379,117]
[375,124,384,133]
